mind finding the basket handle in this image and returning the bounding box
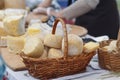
[52,18,68,59]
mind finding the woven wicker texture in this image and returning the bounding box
[98,40,120,72]
[21,18,95,79]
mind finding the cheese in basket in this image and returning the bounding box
[20,18,99,79]
[0,8,27,47]
[0,11,99,79]
[98,29,120,72]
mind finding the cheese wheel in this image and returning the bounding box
[3,15,25,36]
[48,48,63,59]
[62,34,83,56]
[23,37,44,58]
[44,34,63,49]
[7,36,25,54]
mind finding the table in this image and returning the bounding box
[6,59,120,80]
[5,35,120,80]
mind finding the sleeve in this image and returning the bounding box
[60,0,99,20]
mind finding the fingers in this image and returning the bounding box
[33,7,47,14]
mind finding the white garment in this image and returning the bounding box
[62,0,100,19]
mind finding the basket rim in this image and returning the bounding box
[20,51,96,62]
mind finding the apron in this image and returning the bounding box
[75,0,119,39]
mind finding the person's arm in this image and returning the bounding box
[49,0,100,19]
[38,0,52,8]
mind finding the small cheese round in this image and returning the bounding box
[62,34,83,56]
[23,37,44,58]
[48,48,63,59]
[44,34,63,49]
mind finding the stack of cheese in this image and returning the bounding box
[0,9,27,51]
[0,15,26,47]
[0,8,27,36]
[22,33,99,59]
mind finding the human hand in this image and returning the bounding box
[33,7,47,14]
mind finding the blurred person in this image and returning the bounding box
[33,0,119,39]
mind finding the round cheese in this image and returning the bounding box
[23,37,44,58]
[48,48,63,59]
[44,34,63,49]
[62,34,83,56]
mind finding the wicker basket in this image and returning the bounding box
[98,40,120,72]
[21,18,96,79]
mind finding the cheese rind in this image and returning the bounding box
[23,37,44,58]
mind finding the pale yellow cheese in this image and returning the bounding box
[0,22,7,36]
[84,41,99,53]
[23,37,44,58]
[62,34,83,56]
[27,26,41,35]
[103,40,117,52]
[48,48,63,59]
[7,36,25,54]
[26,23,48,42]
[44,34,63,49]
[3,15,25,36]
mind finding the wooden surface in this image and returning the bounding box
[1,48,26,71]
[69,24,88,36]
